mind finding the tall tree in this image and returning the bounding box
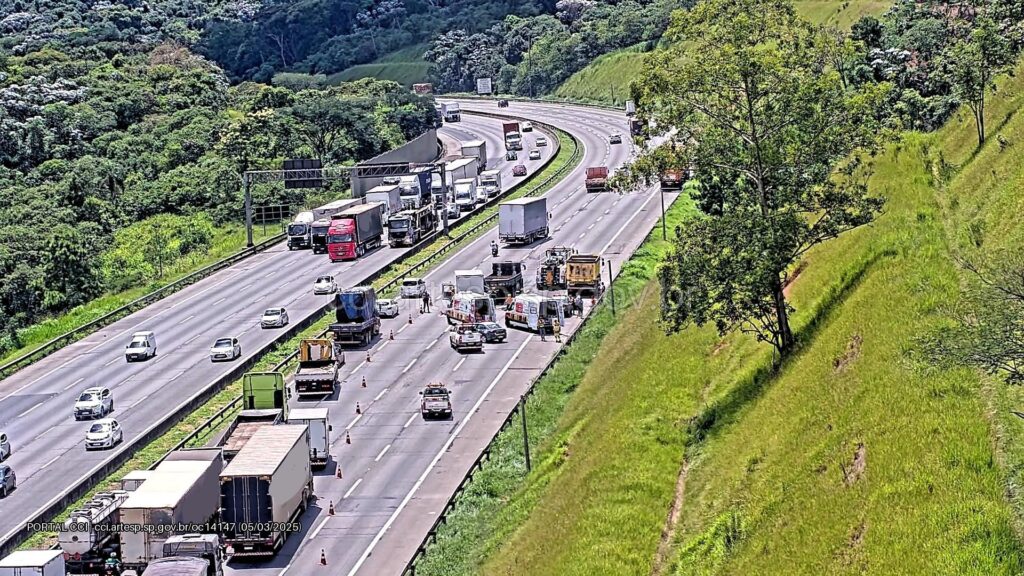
[941,17,1013,147]
[630,0,891,356]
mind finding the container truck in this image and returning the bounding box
[453,178,477,213]
[161,533,224,576]
[312,198,363,222]
[286,211,315,250]
[461,140,488,173]
[219,425,313,558]
[287,408,331,469]
[478,169,502,198]
[398,169,432,209]
[505,293,565,332]
[0,550,65,576]
[142,556,209,576]
[446,292,496,324]
[58,489,129,573]
[585,167,609,192]
[659,168,685,191]
[430,172,446,208]
[503,122,523,150]
[445,158,476,188]
[294,339,342,397]
[330,286,380,346]
[630,119,643,136]
[454,269,486,293]
[498,197,548,244]
[212,409,283,463]
[122,470,154,491]
[310,218,331,254]
[327,204,384,261]
[119,453,223,571]
[441,102,461,122]
[484,261,524,298]
[388,205,435,247]
[363,184,402,224]
[566,254,602,296]
[625,100,636,116]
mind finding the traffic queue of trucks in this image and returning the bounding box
[327,204,384,261]
[498,197,549,244]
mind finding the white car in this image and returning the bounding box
[609,134,622,144]
[522,122,533,132]
[313,275,337,295]
[400,278,427,299]
[0,432,10,462]
[74,387,114,421]
[85,418,123,451]
[261,308,289,328]
[535,135,547,146]
[449,324,484,352]
[376,298,400,318]
[529,149,541,160]
[210,337,241,362]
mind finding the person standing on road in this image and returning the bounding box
[505,294,514,311]
[539,317,547,341]
[576,294,584,317]
[553,318,562,342]
[421,291,430,313]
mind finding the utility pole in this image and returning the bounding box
[660,187,666,241]
[520,394,531,472]
[243,172,253,248]
[439,162,449,236]
[606,259,616,316]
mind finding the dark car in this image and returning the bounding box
[498,99,509,108]
[474,321,507,343]
[513,164,527,176]
[0,464,16,498]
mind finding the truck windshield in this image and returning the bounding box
[424,387,447,396]
[312,225,329,235]
[129,338,147,347]
[288,224,308,235]
[400,186,418,197]
[389,219,409,229]
[328,234,353,243]
[456,189,472,200]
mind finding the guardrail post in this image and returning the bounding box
[520,394,531,472]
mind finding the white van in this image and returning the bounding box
[125,331,157,362]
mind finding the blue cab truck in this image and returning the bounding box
[330,286,380,346]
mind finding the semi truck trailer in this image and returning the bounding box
[498,197,548,244]
[388,205,435,247]
[327,203,384,261]
[461,139,487,173]
[286,408,331,469]
[330,286,380,346]
[363,184,402,224]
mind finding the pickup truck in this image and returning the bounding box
[449,324,484,352]
[484,261,524,299]
[419,385,453,419]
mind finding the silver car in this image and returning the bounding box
[260,308,289,328]
[536,135,547,146]
[0,432,10,462]
[529,149,541,160]
[85,418,123,451]
[313,275,337,295]
[0,464,15,498]
[74,387,114,421]
[210,337,241,362]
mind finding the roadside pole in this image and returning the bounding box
[605,259,616,316]
[243,172,254,248]
[520,394,531,472]
[439,161,450,236]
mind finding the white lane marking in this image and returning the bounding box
[401,358,417,374]
[374,444,391,462]
[310,516,330,540]
[178,314,195,325]
[426,336,439,349]
[63,377,84,391]
[587,223,595,231]
[213,297,226,305]
[403,413,417,428]
[397,322,410,334]
[351,361,367,374]
[169,370,186,381]
[452,357,466,372]
[18,404,40,418]
[599,188,664,255]
[578,232,586,239]
[377,341,391,352]
[183,334,201,345]
[346,414,362,430]
[130,395,150,409]
[343,478,363,499]
[374,388,388,402]
[596,215,603,223]
[39,455,61,470]
[265,270,277,278]
[103,357,119,367]
[346,335,533,576]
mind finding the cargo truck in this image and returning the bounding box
[161,533,224,576]
[630,119,643,136]
[585,167,609,192]
[498,197,548,244]
[286,211,315,250]
[453,178,477,213]
[219,425,313,558]
[478,169,502,198]
[312,198,363,222]
[0,550,65,576]
[503,122,523,150]
[212,409,283,463]
[566,254,602,296]
[327,204,384,261]
[536,246,573,290]
[399,169,433,209]
[445,158,476,188]
[294,339,342,397]
[446,292,496,324]
[441,102,461,122]
[484,261,524,298]
[505,293,565,332]
[461,140,488,173]
[58,489,129,573]
[310,218,331,254]
[242,372,287,414]
[119,452,223,571]
[625,100,636,116]
[363,184,402,224]
[388,205,435,247]
[659,168,685,191]
[287,408,331,469]
[142,556,209,576]
[454,269,485,293]
[331,286,380,346]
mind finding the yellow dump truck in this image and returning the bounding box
[565,254,602,296]
[294,338,342,397]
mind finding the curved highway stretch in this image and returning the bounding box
[0,115,554,546]
[220,99,681,576]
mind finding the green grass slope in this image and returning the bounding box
[552,0,892,106]
[329,43,431,86]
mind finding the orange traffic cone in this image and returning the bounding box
[389,330,394,340]
[345,431,351,444]
[329,500,335,514]
[366,351,371,362]
[361,376,367,388]
[320,550,327,565]
[336,466,343,479]
[356,402,361,415]
[408,314,413,324]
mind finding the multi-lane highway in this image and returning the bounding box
[218,99,680,576]
[0,115,554,545]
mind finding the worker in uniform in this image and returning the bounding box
[552,318,562,342]
[538,317,547,341]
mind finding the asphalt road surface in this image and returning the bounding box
[219,100,681,576]
[0,115,553,546]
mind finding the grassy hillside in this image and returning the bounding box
[553,0,892,105]
[329,44,432,86]
[415,55,1024,576]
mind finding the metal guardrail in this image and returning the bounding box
[446,92,624,112]
[1,114,580,557]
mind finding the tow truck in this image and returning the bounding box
[419,384,453,419]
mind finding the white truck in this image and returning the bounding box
[453,178,477,213]
[449,323,484,351]
[454,269,485,293]
[119,450,224,572]
[293,339,342,397]
[0,550,66,576]
[219,425,313,557]
[141,557,209,576]
[287,211,315,250]
[445,158,476,189]
[441,102,461,122]
[125,330,157,362]
[478,169,502,199]
[504,293,566,332]
[498,197,549,245]
[363,184,402,225]
[461,139,487,173]
[312,198,363,222]
[287,407,331,469]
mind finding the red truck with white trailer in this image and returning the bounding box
[503,122,523,151]
[327,204,384,261]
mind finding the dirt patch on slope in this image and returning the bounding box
[651,460,689,576]
[833,333,863,373]
[782,261,808,299]
[841,443,867,487]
